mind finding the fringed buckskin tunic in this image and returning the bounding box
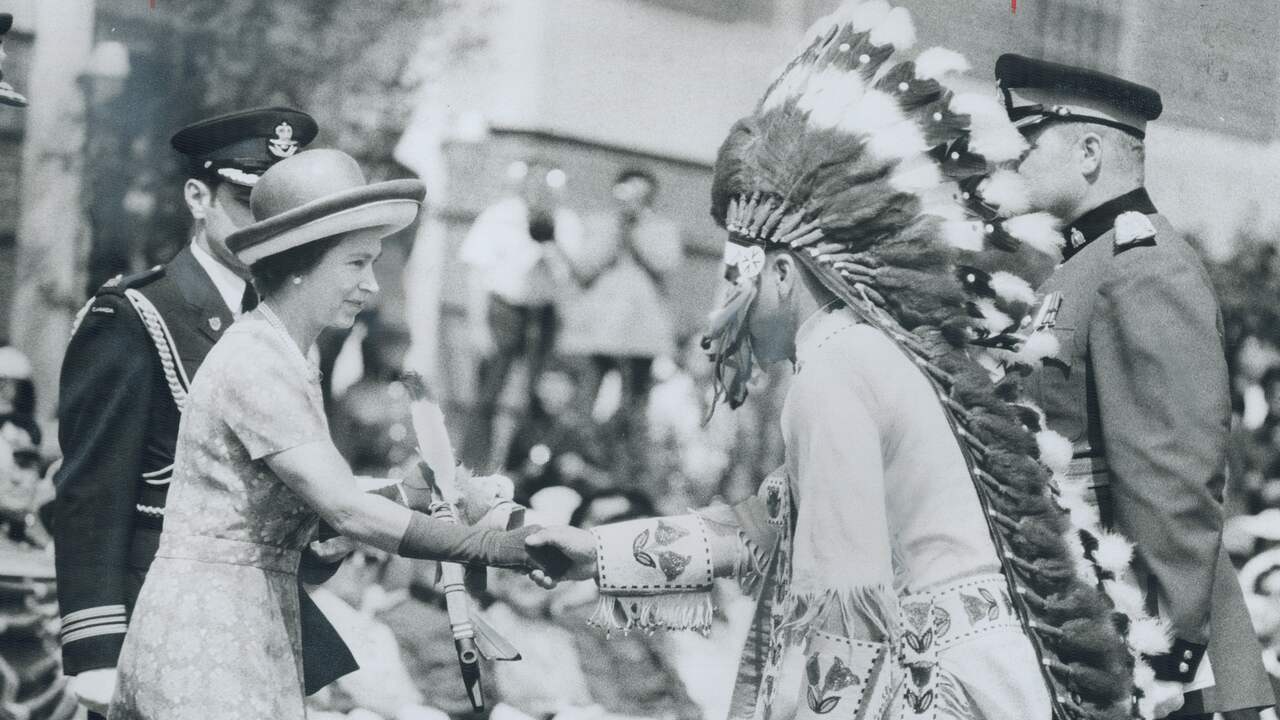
[589,306,1052,720]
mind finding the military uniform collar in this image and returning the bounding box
[1063,187,1157,261]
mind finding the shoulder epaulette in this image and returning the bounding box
[97,265,165,295]
[1113,212,1158,255]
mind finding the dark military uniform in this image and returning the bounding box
[53,253,222,672]
[1000,54,1277,717]
[51,109,356,707]
[1027,193,1275,716]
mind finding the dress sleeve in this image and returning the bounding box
[215,337,329,460]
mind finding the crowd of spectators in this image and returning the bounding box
[3,170,1278,719]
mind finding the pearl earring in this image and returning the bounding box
[291,276,302,285]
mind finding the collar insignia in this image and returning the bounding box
[208,317,222,332]
[1068,227,1086,251]
[268,121,298,159]
[1114,211,1157,249]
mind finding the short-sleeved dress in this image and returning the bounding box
[109,307,330,720]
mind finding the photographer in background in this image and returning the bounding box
[459,159,584,469]
[559,168,681,485]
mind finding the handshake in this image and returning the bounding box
[392,463,598,586]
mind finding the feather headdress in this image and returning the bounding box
[703,3,1161,718]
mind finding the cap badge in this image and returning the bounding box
[268,121,299,159]
[1114,211,1157,249]
[208,317,222,332]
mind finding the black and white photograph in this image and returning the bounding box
[0,1,1278,719]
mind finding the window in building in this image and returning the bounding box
[1033,0,1123,73]
[634,0,773,24]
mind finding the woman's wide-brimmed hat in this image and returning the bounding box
[227,149,425,265]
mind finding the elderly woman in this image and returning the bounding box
[109,149,543,720]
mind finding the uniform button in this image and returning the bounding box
[1178,662,1190,674]
[1182,649,1194,660]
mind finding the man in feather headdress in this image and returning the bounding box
[1001,55,1278,720]
[527,4,1142,720]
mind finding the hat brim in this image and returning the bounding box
[229,179,425,265]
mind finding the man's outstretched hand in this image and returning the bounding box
[524,526,598,584]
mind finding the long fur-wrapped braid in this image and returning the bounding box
[702,2,1158,716]
[805,264,1134,716]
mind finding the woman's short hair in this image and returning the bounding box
[249,233,346,298]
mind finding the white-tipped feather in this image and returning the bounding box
[889,157,943,193]
[978,170,1031,216]
[762,67,809,112]
[1094,531,1135,575]
[866,120,928,161]
[798,67,851,103]
[869,6,915,50]
[823,1,861,28]
[1012,329,1059,366]
[1133,662,1163,720]
[914,47,969,80]
[1003,213,1065,256]
[973,298,1013,335]
[918,188,966,222]
[1036,431,1073,475]
[1059,483,1101,529]
[1132,661,1156,690]
[1127,616,1174,656]
[839,88,903,134]
[969,122,1027,163]
[798,69,867,128]
[1021,401,1048,430]
[850,0,891,31]
[942,220,985,252]
[989,271,1036,306]
[1103,579,1147,616]
[950,93,1027,161]
[795,3,848,54]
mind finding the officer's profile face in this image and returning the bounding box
[1013,123,1090,222]
[202,181,253,272]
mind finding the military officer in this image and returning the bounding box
[1000,54,1277,719]
[52,107,358,717]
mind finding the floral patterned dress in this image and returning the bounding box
[109,307,329,720]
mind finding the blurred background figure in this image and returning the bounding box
[503,361,610,505]
[459,158,584,470]
[306,546,447,720]
[330,321,419,480]
[0,413,52,547]
[557,168,682,487]
[0,346,36,422]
